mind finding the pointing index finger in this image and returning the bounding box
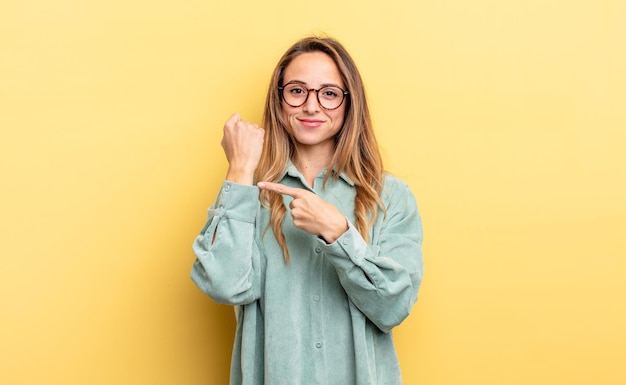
[257,181,303,198]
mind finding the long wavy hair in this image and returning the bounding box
[257,36,385,262]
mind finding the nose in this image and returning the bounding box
[303,89,321,113]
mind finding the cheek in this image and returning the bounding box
[279,104,293,121]
[331,108,346,128]
[281,108,297,134]
[282,103,299,120]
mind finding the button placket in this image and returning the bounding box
[311,249,325,360]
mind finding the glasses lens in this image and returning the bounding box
[282,83,308,107]
[317,86,344,110]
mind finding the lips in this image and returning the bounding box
[298,119,324,128]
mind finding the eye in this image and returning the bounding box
[286,84,306,95]
[320,87,340,99]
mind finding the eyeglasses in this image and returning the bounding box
[278,81,349,110]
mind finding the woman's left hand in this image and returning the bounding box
[257,181,348,243]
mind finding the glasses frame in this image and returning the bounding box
[278,82,349,110]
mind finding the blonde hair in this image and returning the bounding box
[257,37,384,261]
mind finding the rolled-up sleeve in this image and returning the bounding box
[191,181,262,305]
[320,182,424,333]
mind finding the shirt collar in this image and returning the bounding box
[280,160,355,187]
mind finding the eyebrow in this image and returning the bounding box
[284,79,344,89]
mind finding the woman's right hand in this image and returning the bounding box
[221,113,265,185]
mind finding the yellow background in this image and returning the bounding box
[1,0,625,384]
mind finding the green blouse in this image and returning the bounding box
[192,164,424,385]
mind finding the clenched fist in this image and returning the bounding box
[221,113,265,185]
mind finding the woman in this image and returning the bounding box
[191,36,424,385]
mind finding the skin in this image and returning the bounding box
[280,51,346,178]
[223,113,264,186]
[222,52,348,243]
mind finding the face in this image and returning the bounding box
[281,52,346,156]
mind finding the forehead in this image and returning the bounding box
[283,52,344,87]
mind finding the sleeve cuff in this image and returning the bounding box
[317,221,368,267]
[214,181,259,223]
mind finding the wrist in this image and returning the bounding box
[319,217,348,244]
[225,168,255,185]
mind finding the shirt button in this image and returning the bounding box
[313,295,320,302]
[224,185,230,192]
[342,236,351,245]
[315,247,321,253]
[315,342,323,349]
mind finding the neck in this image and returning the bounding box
[292,145,334,187]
